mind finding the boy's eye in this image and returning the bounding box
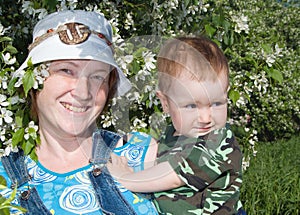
[211,101,225,107]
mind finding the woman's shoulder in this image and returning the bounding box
[114,131,158,171]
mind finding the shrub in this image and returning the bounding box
[0,0,299,156]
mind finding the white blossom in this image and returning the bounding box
[100,114,115,128]
[21,1,35,15]
[142,51,156,71]
[135,69,151,81]
[14,70,25,88]
[57,0,78,10]
[0,128,6,142]
[0,23,10,36]
[24,121,39,140]
[132,118,147,130]
[265,54,276,67]
[0,108,13,125]
[0,94,9,107]
[202,4,210,13]
[36,9,48,20]
[9,95,23,105]
[232,14,249,34]
[3,142,18,156]
[2,53,16,65]
[33,64,50,89]
[124,13,135,30]
[119,55,134,71]
[0,75,8,89]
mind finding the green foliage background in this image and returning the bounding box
[0,0,299,213]
[0,0,299,158]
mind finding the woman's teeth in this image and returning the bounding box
[62,103,87,113]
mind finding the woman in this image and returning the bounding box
[0,10,158,215]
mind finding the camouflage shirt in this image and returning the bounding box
[154,124,243,215]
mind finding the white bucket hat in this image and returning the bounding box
[17,10,131,96]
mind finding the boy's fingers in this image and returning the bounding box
[109,154,128,165]
[109,153,118,164]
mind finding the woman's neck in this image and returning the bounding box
[36,127,93,173]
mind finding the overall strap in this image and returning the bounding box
[1,150,31,188]
[19,188,52,215]
[89,129,137,215]
[1,150,52,215]
[89,129,117,166]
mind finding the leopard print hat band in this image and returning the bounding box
[16,10,131,96]
[28,22,113,52]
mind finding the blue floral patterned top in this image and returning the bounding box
[0,132,158,215]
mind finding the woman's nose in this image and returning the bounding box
[71,77,91,100]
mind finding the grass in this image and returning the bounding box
[241,135,300,215]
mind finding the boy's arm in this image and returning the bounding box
[143,136,159,169]
[107,154,185,192]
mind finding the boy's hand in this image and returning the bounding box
[107,153,134,180]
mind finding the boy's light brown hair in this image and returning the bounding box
[157,36,229,92]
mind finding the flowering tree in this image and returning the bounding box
[0,0,299,159]
[0,0,299,213]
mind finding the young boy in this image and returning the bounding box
[108,36,243,214]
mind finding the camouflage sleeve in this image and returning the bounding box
[166,127,242,192]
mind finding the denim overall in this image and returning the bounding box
[1,129,137,215]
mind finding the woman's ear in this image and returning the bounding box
[156,90,169,113]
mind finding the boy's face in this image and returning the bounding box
[157,72,228,138]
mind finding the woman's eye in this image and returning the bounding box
[91,75,105,81]
[185,104,197,109]
[59,69,72,75]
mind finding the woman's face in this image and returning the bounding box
[36,60,110,138]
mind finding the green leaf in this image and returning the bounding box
[131,59,141,74]
[5,45,18,54]
[11,128,24,147]
[7,77,17,95]
[22,69,35,97]
[42,0,58,11]
[0,207,9,215]
[267,68,283,83]
[224,34,229,45]
[0,37,12,43]
[23,138,35,155]
[0,184,27,213]
[14,110,24,127]
[223,20,231,32]
[261,44,272,53]
[28,127,37,139]
[3,185,17,205]
[228,89,240,104]
[205,24,216,37]
[29,149,38,161]
[27,58,34,68]
[0,176,7,187]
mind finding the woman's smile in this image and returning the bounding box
[61,102,89,113]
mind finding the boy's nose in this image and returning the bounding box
[197,107,211,124]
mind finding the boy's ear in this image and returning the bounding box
[156,90,169,113]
